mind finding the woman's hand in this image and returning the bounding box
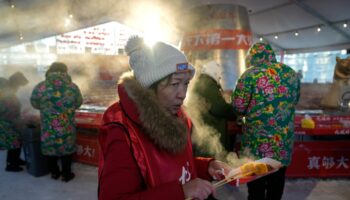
[182,178,215,200]
[208,160,233,180]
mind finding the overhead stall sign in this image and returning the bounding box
[56,23,116,54]
[56,22,138,55]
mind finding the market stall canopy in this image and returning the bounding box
[1,0,350,53]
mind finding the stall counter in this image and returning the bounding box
[75,110,350,178]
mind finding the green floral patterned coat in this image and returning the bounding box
[0,78,22,150]
[231,43,300,166]
[31,72,83,156]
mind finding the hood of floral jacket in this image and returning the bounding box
[116,72,189,154]
[46,72,72,87]
[246,42,277,68]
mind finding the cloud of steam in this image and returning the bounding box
[185,71,257,168]
[0,53,129,126]
[57,55,130,106]
[1,0,186,48]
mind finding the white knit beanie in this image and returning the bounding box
[125,36,195,88]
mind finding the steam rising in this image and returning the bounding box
[1,0,190,113]
[185,73,255,168]
[0,0,187,48]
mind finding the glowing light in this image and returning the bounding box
[64,18,71,27]
[259,37,263,41]
[129,3,171,45]
[274,35,278,40]
[69,14,73,19]
[317,26,322,32]
[294,31,299,36]
[141,6,163,45]
[11,4,15,8]
[143,12,162,45]
[343,23,348,28]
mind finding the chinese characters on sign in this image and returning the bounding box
[75,135,99,165]
[56,22,138,55]
[56,24,115,54]
[307,156,349,170]
[287,141,350,177]
[181,29,252,51]
[76,144,96,159]
[335,129,350,135]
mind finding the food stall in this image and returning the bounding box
[74,107,350,178]
[76,80,350,177]
[0,0,347,179]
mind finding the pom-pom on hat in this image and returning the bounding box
[125,35,194,88]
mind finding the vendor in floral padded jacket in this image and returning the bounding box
[231,42,300,200]
[98,36,233,200]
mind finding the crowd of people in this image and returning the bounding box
[0,35,300,200]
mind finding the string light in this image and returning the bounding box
[9,0,24,42]
[9,0,15,8]
[258,19,349,40]
[259,37,263,41]
[317,26,322,32]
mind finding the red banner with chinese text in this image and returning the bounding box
[74,133,100,166]
[287,141,350,177]
[181,29,252,51]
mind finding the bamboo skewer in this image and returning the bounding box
[212,169,242,188]
[184,168,248,200]
[184,158,282,200]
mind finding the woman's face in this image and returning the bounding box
[155,72,191,115]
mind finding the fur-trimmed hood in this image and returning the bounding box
[117,72,188,154]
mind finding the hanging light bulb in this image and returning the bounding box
[343,22,348,28]
[19,33,23,40]
[9,0,15,8]
[294,31,299,36]
[274,35,278,40]
[317,26,322,32]
[259,37,263,41]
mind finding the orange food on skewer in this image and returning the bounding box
[239,162,269,177]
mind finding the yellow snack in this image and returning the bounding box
[253,162,269,175]
[239,162,256,177]
[239,162,269,177]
